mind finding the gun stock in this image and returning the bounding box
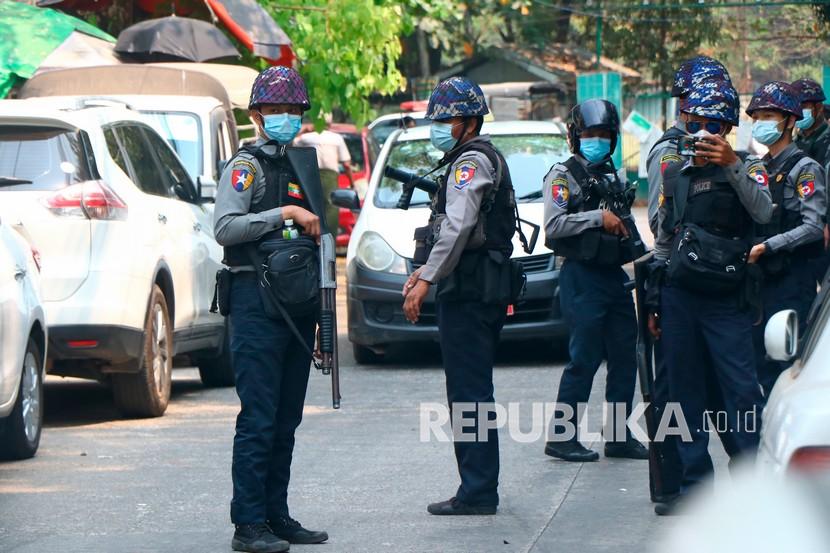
[319,233,341,409]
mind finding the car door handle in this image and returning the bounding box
[158,213,168,224]
[193,222,202,232]
[14,266,26,280]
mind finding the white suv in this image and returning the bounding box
[0,99,230,417]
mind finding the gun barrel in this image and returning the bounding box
[318,233,341,409]
[384,166,438,210]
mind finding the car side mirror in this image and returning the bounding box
[765,309,799,362]
[331,188,360,211]
[197,176,216,203]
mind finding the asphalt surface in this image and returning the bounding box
[0,209,721,553]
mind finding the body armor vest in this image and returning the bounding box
[223,145,313,267]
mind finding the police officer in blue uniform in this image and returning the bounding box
[644,57,741,502]
[402,77,517,515]
[213,66,328,552]
[651,80,773,515]
[792,78,830,284]
[542,99,649,463]
[746,81,826,396]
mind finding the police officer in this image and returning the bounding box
[792,78,830,284]
[402,77,515,515]
[542,99,649,463]
[213,66,328,552]
[746,81,826,396]
[644,57,740,502]
[650,80,773,515]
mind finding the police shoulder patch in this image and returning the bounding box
[660,153,682,176]
[454,160,478,190]
[797,172,816,199]
[230,160,256,192]
[748,162,768,188]
[550,177,569,209]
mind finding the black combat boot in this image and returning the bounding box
[232,523,290,553]
[427,497,497,515]
[604,438,649,460]
[268,516,328,544]
[544,441,600,462]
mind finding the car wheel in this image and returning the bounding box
[198,325,235,388]
[112,285,172,418]
[0,337,44,460]
[353,343,383,365]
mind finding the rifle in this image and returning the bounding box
[633,252,664,502]
[318,232,341,409]
[383,166,439,210]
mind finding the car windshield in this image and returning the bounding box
[370,117,430,148]
[0,126,92,191]
[141,111,202,180]
[374,133,570,208]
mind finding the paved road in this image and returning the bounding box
[1,208,715,553]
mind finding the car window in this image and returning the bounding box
[0,126,92,191]
[113,125,170,198]
[801,281,830,363]
[369,118,429,148]
[374,133,570,208]
[341,133,365,171]
[141,111,202,181]
[142,127,197,202]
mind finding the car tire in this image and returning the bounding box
[112,285,173,418]
[353,343,383,365]
[0,337,44,460]
[198,325,235,388]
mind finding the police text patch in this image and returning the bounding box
[797,173,816,199]
[550,178,569,208]
[454,161,478,190]
[231,160,256,192]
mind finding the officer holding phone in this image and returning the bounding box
[746,81,827,396]
[650,80,773,515]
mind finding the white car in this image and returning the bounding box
[336,121,571,363]
[0,99,230,418]
[758,284,830,474]
[0,217,46,459]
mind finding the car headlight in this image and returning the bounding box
[356,231,408,274]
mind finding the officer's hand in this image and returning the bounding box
[602,210,629,237]
[694,134,739,167]
[748,243,767,264]
[402,268,423,297]
[284,206,321,237]
[403,280,429,323]
[648,313,661,340]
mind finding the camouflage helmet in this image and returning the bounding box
[746,81,803,120]
[425,77,489,121]
[248,66,310,111]
[679,80,740,126]
[791,78,826,103]
[672,56,732,98]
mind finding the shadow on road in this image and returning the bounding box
[43,373,206,428]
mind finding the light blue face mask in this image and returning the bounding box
[430,122,459,152]
[752,119,783,146]
[580,137,612,163]
[262,113,302,144]
[796,108,815,131]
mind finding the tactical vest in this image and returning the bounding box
[549,157,641,266]
[223,144,314,267]
[434,141,515,257]
[797,123,830,167]
[662,162,752,238]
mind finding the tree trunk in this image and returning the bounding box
[553,1,572,43]
[416,28,430,78]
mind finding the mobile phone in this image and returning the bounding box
[677,134,700,157]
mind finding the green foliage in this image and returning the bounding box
[262,0,408,127]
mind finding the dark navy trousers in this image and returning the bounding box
[228,272,316,524]
[436,299,506,507]
[553,260,637,442]
[753,261,816,396]
[661,285,764,494]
